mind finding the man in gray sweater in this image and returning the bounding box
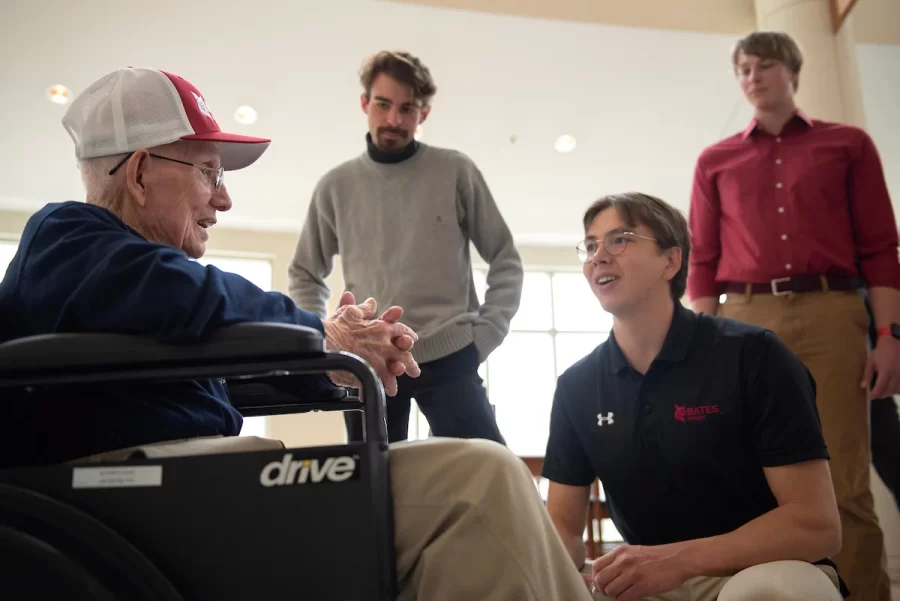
[289,50,523,444]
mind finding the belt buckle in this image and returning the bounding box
[770,276,792,296]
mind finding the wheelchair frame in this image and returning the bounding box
[0,322,397,601]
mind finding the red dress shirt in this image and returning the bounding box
[687,110,900,299]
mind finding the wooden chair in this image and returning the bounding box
[520,456,611,559]
[584,480,611,559]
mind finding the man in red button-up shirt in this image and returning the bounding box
[687,31,898,601]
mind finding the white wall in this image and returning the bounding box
[857,44,900,215]
[857,42,900,585]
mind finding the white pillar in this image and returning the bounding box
[753,0,866,128]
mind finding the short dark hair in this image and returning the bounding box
[732,31,803,91]
[359,51,437,107]
[582,192,690,301]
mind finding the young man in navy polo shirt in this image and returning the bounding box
[542,193,846,601]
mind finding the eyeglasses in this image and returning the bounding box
[108,152,224,191]
[576,231,657,263]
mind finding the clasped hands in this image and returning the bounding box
[322,291,421,396]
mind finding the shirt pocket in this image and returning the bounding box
[802,146,851,213]
[716,161,767,223]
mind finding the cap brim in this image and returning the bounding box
[181,131,271,171]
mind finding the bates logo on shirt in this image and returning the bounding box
[674,404,720,422]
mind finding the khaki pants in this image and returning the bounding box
[77,435,593,601]
[586,560,841,601]
[720,290,891,601]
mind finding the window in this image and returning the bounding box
[196,255,274,292]
[197,253,275,438]
[0,240,19,278]
[408,268,613,456]
[408,267,623,541]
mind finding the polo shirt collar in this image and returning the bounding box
[604,303,697,374]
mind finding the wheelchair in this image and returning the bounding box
[0,322,397,600]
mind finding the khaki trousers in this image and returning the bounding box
[78,435,593,601]
[720,290,891,601]
[586,560,841,601]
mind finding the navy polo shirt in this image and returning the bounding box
[543,303,831,548]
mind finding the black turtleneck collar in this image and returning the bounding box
[366,133,419,164]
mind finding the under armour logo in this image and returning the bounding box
[597,412,615,426]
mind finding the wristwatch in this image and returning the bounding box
[876,324,900,339]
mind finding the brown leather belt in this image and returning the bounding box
[723,274,863,296]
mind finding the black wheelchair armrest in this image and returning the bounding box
[0,322,324,375]
[0,323,384,444]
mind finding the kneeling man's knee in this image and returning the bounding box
[718,561,841,601]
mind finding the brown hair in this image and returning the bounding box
[582,193,691,301]
[359,51,437,107]
[732,31,803,91]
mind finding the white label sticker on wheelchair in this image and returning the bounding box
[72,466,163,489]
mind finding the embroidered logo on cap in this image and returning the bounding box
[192,91,212,118]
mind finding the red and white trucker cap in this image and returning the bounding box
[62,67,270,171]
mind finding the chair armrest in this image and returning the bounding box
[0,323,388,445]
[0,323,324,377]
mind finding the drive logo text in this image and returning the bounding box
[260,453,359,487]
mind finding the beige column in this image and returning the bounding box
[753,0,867,128]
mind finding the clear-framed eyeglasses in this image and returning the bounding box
[108,152,224,191]
[576,231,657,263]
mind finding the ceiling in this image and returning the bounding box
[0,0,856,245]
[390,0,900,45]
[387,0,757,35]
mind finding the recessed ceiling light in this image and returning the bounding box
[554,134,577,153]
[415,125,423,140]
[47,84,71,105]
[234,105,258,125]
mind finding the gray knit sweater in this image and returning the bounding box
[289,143,523,364]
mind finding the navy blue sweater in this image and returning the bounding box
[0,202,331,466]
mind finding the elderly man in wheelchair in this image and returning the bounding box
[0,67,591,601]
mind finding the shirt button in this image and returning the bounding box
[781,234,788,241]
[776,182,783,189]
[644,406,652,414]
[776,137,782,143]
[778,207,785,213]
[786,263,792,270]
[776,158,782,165]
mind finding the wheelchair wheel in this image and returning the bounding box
[0,484,183,601]
[0,525,118,600]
